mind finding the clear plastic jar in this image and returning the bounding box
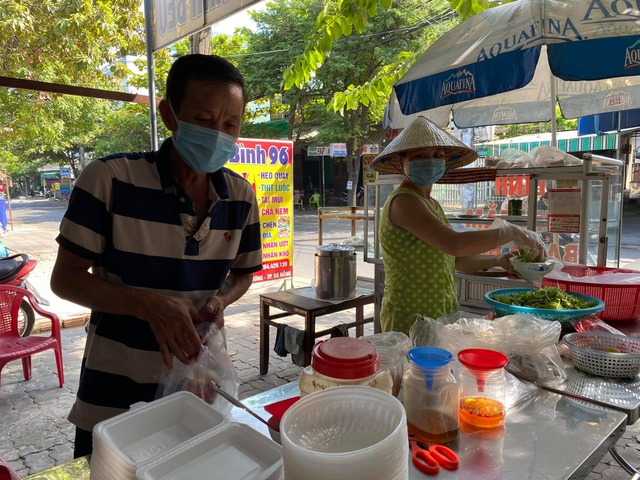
[458,349,508,429]
[299,337,393,397]
[402,347,459,444]
[361,332,411,397]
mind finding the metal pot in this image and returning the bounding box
[314,244,357,300]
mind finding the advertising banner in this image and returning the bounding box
[227,138,294,283]
[330,143,347,157]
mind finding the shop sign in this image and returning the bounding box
[148,0,263,51]
[476,145,490,156]
[60,167,71,178]
[227,138,294,283]
[330,143,347,157]
[362,144,379,155]
[308,146,330,157]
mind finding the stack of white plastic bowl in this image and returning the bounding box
[280,386,408,480]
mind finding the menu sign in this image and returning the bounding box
[227,138,294,283]
[547,188,581,234]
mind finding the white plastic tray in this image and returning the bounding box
[136,423,283,480]
[93,391,226,467]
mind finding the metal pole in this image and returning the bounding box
[5,178,12,231]
[550,72,557,147]
[144,0,158,151]
[321,155,326,207]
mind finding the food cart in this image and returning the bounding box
[363,154,626,325]
[21,381,631,480]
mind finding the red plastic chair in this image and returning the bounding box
[0,285,64,388]
[0,455,20,480]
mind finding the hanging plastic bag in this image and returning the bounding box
[156,322,240,416]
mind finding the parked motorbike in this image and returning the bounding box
[0,253,50,336]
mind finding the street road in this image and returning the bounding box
[1,198,376,320]
[2,197,638,321]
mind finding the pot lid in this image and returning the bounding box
[316,244,356,257]
[311,337,379,379]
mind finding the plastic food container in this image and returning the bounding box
[458,349,509,429]
[403,347,459,443]
[299,337,393,397]
[361,331,411,397]
[136,424,282,480]
[90,391,282,480]
[280,386,408,480]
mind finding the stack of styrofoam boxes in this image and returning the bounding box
[90,391,283,480]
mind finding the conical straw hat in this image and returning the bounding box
[369,116,478,174]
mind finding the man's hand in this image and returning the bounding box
[200,296,226,329]
[144,295,204,369]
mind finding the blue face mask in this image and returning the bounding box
[171,105,237,173]
[406,159,446,187]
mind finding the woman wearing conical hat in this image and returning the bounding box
[370,116,546,335]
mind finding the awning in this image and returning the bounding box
[577,110,640,136]
[477,131,619,157]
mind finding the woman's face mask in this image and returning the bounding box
[406,159,446,187]
[170,104,237,173]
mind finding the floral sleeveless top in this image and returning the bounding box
[379,188,458,334]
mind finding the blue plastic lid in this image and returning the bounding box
[408,347,453,390]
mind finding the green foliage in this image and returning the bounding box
[506,107,578,137]
[0,0,146,180]
[91,103,154,159]
[448,0,516,20]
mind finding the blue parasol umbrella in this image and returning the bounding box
[386,0,640,141]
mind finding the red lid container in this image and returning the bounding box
[311,337,380,379]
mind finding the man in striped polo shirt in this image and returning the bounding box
[50,54,262,457]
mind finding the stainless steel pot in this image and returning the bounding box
[314,244,357,300]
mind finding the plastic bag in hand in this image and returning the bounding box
[155,322,240,415]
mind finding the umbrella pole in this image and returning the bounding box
[550,73,557,148]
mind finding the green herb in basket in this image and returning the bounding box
[492,287,597,310]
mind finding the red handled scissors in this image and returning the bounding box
[409,434,460,475]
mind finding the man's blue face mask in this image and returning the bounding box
[406,159,446,187]
[170,104,237,173]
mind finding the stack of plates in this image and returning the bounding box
[90,391,283,480]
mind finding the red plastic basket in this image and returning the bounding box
[542,266,640,321]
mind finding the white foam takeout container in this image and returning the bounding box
[91,391,282,480]
[136,423,283,480]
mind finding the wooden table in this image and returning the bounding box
[259,287,374,374]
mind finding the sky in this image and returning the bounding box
[210,1,267,35]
